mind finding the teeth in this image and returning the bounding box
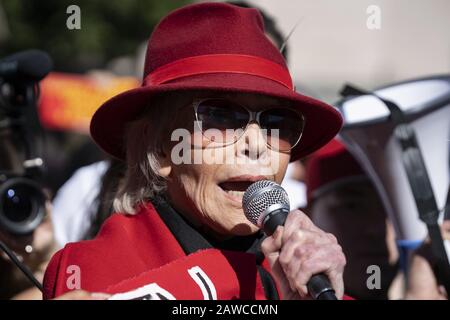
[226,190,245,199]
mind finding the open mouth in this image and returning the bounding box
[218,176,268,203]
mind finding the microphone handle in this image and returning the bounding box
[263,210,338,300]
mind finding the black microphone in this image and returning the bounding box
[243,180,338,300]
[0,49,53,82]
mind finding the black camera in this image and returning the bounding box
[0,175,46,235]
[0,50,52,235]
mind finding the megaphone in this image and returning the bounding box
[334,75,450,266]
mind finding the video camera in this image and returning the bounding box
[0,50,52,235]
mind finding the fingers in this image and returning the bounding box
[292,259,330,298]
[91,292,113,300]
[282,210,322,244]
[438,285,448,300]
[261,226,284,257]
[278,230,331,276]
[441,221,450,241]
[277,228,346,299]
[261,209,346,300]
[296,247,345,299]
[261,210,317,256]
[284,243,345,298]
[442,220,450,229]
[54,290,92,300]
[53,290,111,300]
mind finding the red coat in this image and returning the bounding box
[43,202,279,300]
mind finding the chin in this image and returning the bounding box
[205,216,258,238]
[227,218,260,236]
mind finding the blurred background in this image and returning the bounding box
[0,0,190,194]
[2,0,450,100]
[0,0,449,300]
[242,0,450,102]
[1,0,448,194]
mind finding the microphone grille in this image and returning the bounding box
[242,180,290,227]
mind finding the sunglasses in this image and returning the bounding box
[193,98,305,152]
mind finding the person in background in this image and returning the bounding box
[304,139,402,299]
[0,206,57,299]
[405,221,449,299]
[304,138,450,300]
[0,124,58,299]
[51,156,126,246]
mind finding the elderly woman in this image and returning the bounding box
[43,2,346,300]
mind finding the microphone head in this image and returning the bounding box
[1,49,53,81]
[242,180,290,227]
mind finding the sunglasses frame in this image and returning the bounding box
[192,98,305,152]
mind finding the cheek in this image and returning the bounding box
[272,152,290,183]
[173,164,211,194]
[173,164,247,231]
[171,163,219,209]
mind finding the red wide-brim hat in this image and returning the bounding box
[90,2,343,162]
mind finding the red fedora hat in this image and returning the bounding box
[90,2,343,162]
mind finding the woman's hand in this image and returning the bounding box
[53,290,111,300]
[261,210,346,300]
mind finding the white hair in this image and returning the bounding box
[113,93,188,214]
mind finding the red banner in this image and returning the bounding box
[39,72,139,134]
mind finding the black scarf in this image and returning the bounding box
[152,195,279,300]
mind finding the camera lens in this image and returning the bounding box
[3,186,35,222]
[0,177,46,235]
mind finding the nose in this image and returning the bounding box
[235,122,269,161]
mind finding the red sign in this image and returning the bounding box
[39,72,139,134]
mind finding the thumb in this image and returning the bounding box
[261,226,284,257]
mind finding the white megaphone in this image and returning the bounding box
[334,75,450,264]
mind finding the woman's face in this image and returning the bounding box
[161,92,292,239]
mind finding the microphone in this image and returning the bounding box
[243,180,338,300]
[0,49,53,82]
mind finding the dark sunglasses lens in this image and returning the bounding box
[260,108,304,151]
[196,99,249,141]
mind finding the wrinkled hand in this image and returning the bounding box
[261,210,346,300]
[54,290,111,300]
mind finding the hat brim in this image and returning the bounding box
[90,73,343,162]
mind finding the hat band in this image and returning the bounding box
[144,54,293,90]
